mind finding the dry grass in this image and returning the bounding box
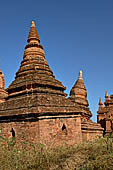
[0,136,113,170]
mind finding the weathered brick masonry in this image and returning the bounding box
[0,21,103,146]
[97,91,113,136]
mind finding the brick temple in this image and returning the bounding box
[97,91,113,136]
[0,21,103,146]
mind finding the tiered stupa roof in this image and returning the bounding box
[0,21,92,118]
[69,71,89,106]
[7,21,66,98]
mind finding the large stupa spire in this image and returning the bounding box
[7,21,66,98]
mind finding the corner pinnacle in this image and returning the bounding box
[99,97,103,105]
[105,91,109,97]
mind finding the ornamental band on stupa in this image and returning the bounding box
[0,21,103,145]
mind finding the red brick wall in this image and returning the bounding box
[82,130,103,141]
[0,115,82,146]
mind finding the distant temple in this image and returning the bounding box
[0,21,103,145]
[97,91,113,135]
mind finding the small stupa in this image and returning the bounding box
[69,70,92,118]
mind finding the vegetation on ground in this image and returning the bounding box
[0,135,113,170]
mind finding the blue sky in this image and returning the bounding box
[0,0,113,121]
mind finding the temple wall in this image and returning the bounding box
[39,116,82,146]
[106,120,112,133]
[0,121,40,144]
[82,122,103,142]
[0,115,82,146]
[82,129,103,142]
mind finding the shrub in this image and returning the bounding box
[0,137,112,170]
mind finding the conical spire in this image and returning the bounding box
[27,21,40,43]
[98,97,103,111]
[7,21,66,98]
[0,69,5,89]
[99,97,103,106]
[105,91,109,98]
[69,70,92,117]
[105,91,109,103]
[0,69,8,102]
[69,71,89,107]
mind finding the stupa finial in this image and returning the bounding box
[78,70,83,80]
[31,21,36,27]
[27,21,40,43]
